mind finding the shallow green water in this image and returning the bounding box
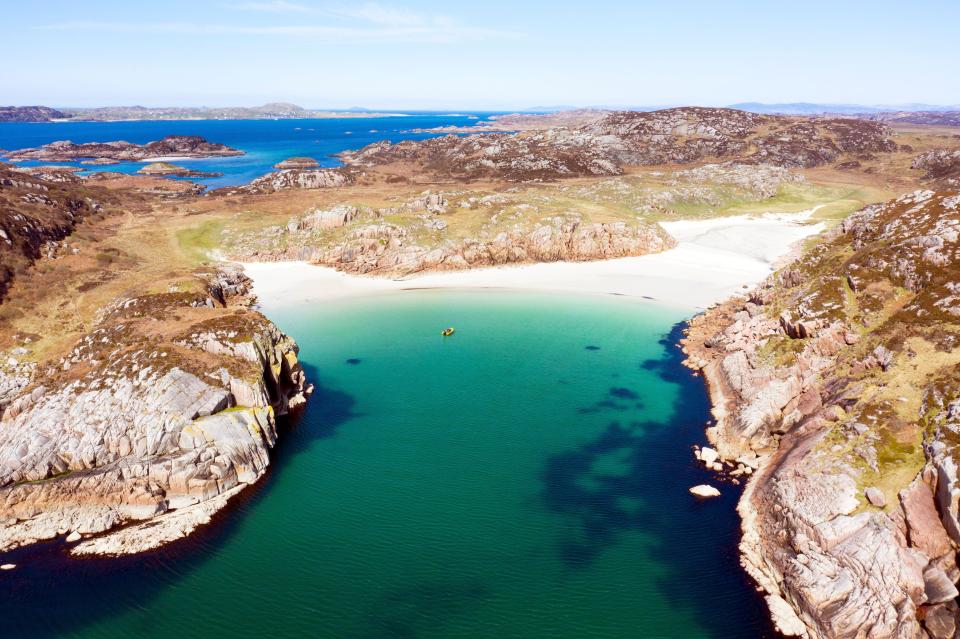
[3,290,772,638]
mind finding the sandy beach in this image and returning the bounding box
[243,208,825,312]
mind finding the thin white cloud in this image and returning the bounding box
[224,1,316,12]
[225,1,466,29]
[38,19,522,43]
[333,3,454,28]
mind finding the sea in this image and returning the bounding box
[0,112,498,189]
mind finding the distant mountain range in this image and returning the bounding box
[3,102,960,124]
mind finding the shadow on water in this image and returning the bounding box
[0,362,359,639]
[542,322,778,638]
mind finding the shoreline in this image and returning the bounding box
[242,208,825,312]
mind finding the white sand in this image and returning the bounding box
[242,208,825,312]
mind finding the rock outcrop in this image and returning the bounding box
[913,150,960,187]
[0,265,309,555]
[0,166,110,300]
[4,136,243,162]
[682,189,960,637]
[227,205,675,275]
[339,107,898,180]
[238,167,353,193]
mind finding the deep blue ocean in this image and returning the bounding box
[0,112,498,188]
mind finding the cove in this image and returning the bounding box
[0,290,776,638]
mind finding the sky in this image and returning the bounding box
[3,0,959,110]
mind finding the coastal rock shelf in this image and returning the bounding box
[0,265,310,555]
[682,189,960,638]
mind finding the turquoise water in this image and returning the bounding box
[0,113,500,188]
[0,290,773,638]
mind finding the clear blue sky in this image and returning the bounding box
[3,0,958,109]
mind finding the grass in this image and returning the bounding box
[176,220,227,264]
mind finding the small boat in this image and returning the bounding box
[441,327,455,336]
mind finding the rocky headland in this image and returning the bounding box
[0,264,309,555]
[0,106,69,123]
[0,164,308,556]
[4,135,243,163]
[681,189,960,637]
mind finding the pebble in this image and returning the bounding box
[865,486,886,508]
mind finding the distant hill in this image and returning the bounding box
[730,102,960,115]
[0,106,69,122]
[0,103,403,122]
[59,103,399,121]
[864,111,960,127]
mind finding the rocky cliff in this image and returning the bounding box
[0,265,309,555]
[4,136,243,162]
[682,189,960,638]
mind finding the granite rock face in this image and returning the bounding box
[682,189,960,637]
[0,265,309,555]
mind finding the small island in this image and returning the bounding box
[3,135,244,163]
[274,156,320,170]
[137,162,223,178]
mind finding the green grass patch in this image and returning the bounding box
[177,220,227,264]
